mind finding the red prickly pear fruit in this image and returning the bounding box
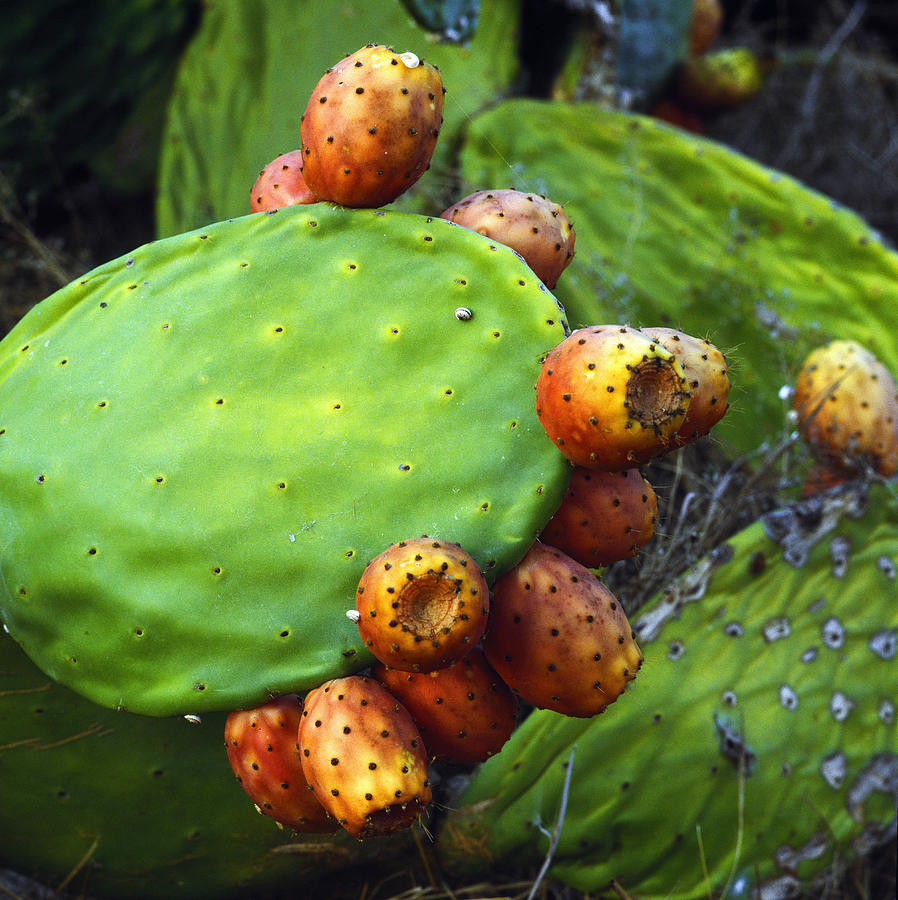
[250,150,318,212]
[801,458,854,498]
[689,0,724,57]
[300,43,444,208]
[298,675,431,839]
[355,537,489,673]
[540,467,658,567]
[535,325,691,470]
[224,694,338,833]
[641,326,730,446]
[793,339,898,478]
[649,100,705,135]
[439,189,576,289]
[372,647,517,765]
[482,542,642,718]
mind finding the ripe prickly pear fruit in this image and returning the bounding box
[793,339,898,478]
[540,467,658,567]
[372,647,517,764]
[299,675,431,839]
[641,326,730,446]
[300,43,444,208]
[482,542,643,718]
[535,325,691,470]
[250,150,318,211]
[689,0,724,56]
[439,189,576,289]
[355,537,489,673]
[224,694,338,833]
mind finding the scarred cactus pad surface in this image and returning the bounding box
[0,204,569,716]
[439,482,897,897]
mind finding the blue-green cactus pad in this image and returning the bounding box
[455,99,898,455]
[0,205,569,716]
[438,482,897,897]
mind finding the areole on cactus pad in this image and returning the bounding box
[0,204,570,717]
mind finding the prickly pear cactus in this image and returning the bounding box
[155,0,520,236]
[0,627,402,899]
[438,482,898,898]
[0,204,569,716]
[455,99,898,454]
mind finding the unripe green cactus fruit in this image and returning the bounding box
[0,204,569,716]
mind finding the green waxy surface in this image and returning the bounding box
[155,0,521,236]
[455,99,898,454]
[438,482,898,897]
[0,204,569,716]
[0,627,401,899]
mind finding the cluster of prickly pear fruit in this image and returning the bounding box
[536,324,730,470]
[250,43,445,213]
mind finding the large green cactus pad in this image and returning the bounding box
[155,0,520,237]
[455,99,898,454]
[0,204,569,716]
[0,627,402,899]
[438,482,897,897]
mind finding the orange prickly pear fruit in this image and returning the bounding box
[540,467,658,568]
[641,326,730,446]
[300,43,444,208]
[373,647,517,765]
[535,325,692,470]
[439,188,576,289]
[250,150,318,212]
[298,675,431,839]
[482,542,643,718]
[224,695,338,833]
[355,537,489,673]
[689,0,724,57]
[793,339,898,478]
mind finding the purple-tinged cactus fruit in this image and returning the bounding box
[440,189,575,289]
[300,43,444,208]
[482,541,643,717]
[536,325,692,470]
[299,675,431,839]
[250,150,318,211]
[355,537,489,673]
[540,467,658,567]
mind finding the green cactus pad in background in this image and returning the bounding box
[454,99,898,455]
[0,204,569,717]
[155,0,520,237]
[438,481,897,897]
[0,627,404,900]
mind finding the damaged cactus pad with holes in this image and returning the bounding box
[438,482,897,898]
[0,204,569,716]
